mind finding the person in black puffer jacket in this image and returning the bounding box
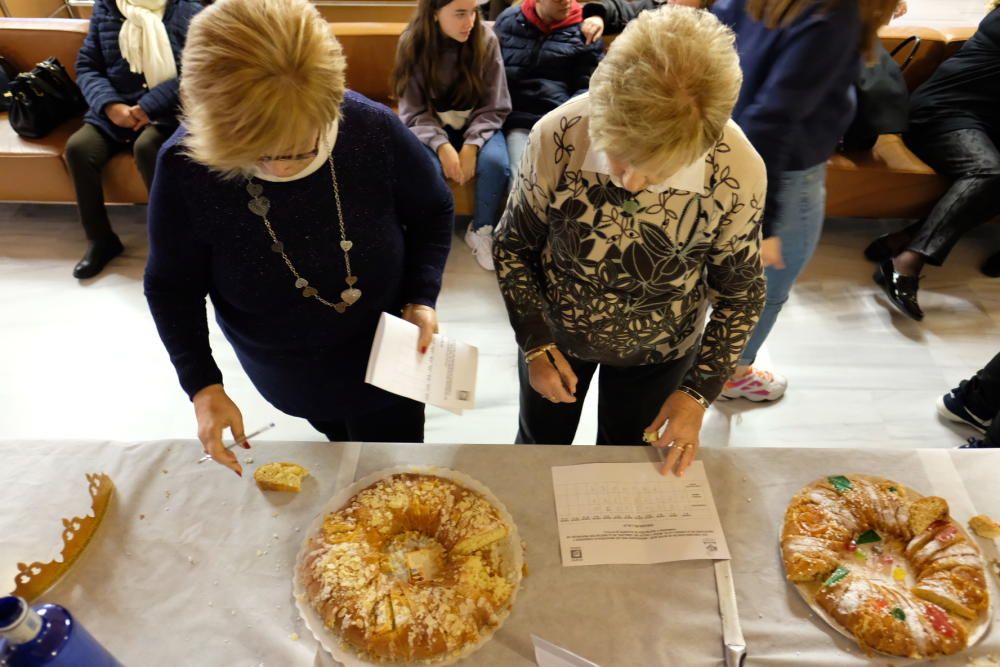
[494,0,603,184]
[67,0,202,279]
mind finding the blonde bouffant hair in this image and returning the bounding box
[180,0,347,177]
[588,6,741,174]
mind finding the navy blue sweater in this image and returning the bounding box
[712,0,861,236]
[144,93,454,420]
[76,0,201,143]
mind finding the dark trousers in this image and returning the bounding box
[901,128,1000,266]
[308,396,425,443]
[516,351,694,445]
[64,122,170,242]
[956,351,1000,446]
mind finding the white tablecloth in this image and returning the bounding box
[2,440,998,667]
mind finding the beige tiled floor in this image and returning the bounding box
[1,202,999,451]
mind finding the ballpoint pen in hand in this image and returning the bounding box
[197,422,276,464]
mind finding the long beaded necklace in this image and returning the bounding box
[245,155,361,314]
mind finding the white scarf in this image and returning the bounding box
[116,0,177,90]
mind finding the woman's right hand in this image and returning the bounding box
[437,143,464,183]
[528,347,578,403]
[192,384,248,476]
[105,103,138,130]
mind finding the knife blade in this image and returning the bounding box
[714,559,747,667]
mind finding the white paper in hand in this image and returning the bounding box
[365,313,478,414]
[532,635,602,667]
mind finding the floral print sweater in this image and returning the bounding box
[494,94,767,403]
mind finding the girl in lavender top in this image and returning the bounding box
[392,0,513,271]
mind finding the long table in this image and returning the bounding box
[2,440,998,666]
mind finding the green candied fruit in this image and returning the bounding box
[891,607,906,621]
[888,485,898,493]
[856,529,881,545]
[824,565,850,587]
[828,475,853,493]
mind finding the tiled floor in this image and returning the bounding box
[2,202,999,451]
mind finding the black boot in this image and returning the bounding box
[981,251,1000,278]
[73,234,124,279]
[874,260,924,321]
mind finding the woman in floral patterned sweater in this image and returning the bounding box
[494,6,766,475]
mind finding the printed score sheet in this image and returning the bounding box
[551,461,731,566]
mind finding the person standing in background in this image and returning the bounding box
[711,0,897,402]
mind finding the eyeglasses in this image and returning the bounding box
[258,134,321,163]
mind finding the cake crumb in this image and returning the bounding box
[290,632,300,641]
[746,497,752,503]
[161,469,168,475]
[187,556,196,565]
[273,533,279,540]
[230,610,236,616]
[139,514,145,520]
[208,601,213,607]
[246,457,255,464]
[165,490,172,499]
[272,511,279,518]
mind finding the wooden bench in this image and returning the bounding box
[0,17,978,220]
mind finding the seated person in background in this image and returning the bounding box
[68,0,202,279]
[581,0,709,37]
[940,350,1000,450]
[392,0,512,271]
[866,3,1000,321]
[494,7,766,476]
[494,0,604,187]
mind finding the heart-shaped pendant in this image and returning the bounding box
[340,240,353,252]
[294,278,309,289]
[303,287,318,298]
[341,288,362,305]
[270,241,284,253]
[248,197,270,217]
[246,182,263,197]
[334,302,347,314]
[345,276,358,286]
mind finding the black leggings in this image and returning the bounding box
[901,128,1000,266]
[515,351,694,446]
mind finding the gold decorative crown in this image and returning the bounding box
[10,473,115,602]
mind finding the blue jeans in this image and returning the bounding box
[426,128,510,231]
[738,162,827,366]
[505,128,531,189]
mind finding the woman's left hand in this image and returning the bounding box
[645,390,706,477]
[459,144,478,185]
[402,304,438,354]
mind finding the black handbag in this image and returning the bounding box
[0,56,16,112]
[7,57,87,139]
[842,36,921,152]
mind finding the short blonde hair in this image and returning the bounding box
[180,0,347,177]
[588,6,741,173]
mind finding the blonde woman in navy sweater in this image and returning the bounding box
[712,0,897,402]
[144,0,453,474]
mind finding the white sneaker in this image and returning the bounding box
[720,367,788,401]
[464,225,495,271]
